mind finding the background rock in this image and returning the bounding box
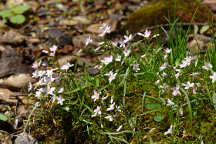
[126,0,216,33]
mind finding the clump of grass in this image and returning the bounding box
[27,23,216,143]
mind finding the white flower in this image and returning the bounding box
[141,54,146,58]
[92,106,102,117]
[192,88,197,94]
[32,70,46,78]
[38,76,55,85]
[32,60,42,69]
[46,69,55,77]
[133,64,140,72]
[47,87,56,96]
[49,52,55,57]
[165,48,172,54]
[210,72,216,83]
[42,49,49,54]
[144,29,151,38]
[116,105,121,112]
[182,81,194,89]
[116,125,123,132]
[104,115,113,121]
[115,55,121,62]
[137,29,151,38]
[58,88,64,93]
[119,41,126,48]
[153,34,160,38]
[159,83,169,89]
[48,76,57,83]
[101,55,113,65]
[49,45,58,56]
[202,63,212,70]
[164,54,168,59]
[123,34,133,43]
[159,62,168,71]
[91,90,100,102]
[164,125,173,135]
[175,72,181,78]
[173,67,181,78]
[167,99,175,106]
[123,48,131,57]
[155,80,160,84]
[49,45,58,52]
[94,64,103,69]
[190,72,199,76]
[60,62,73,70]
[98,42,105,46]
[179,56,196,68]
[172,85,181,96]
[105,71,117,83]
[174,67,181,72]
[99,23,111,37]
[112,41,118,47]
[179,107,183,116]
[161,72,167,77]
[35,90,42,98]
[196,83,201,87]
[35,88,45,98]
[85,36,93,46]
[102,96,108,101]
[42,62,48,67]
[110,97,114,104]
[28,82,33,92]
[57,95,64,105]
[107,102,115,111]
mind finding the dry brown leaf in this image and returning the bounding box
[0,88,17,104]
[0,74,33,88]
[59,16,91,26]
[16,104,29,118]
[86,19,118,35]
[72,34,102,47]
[57,55,77,66]
[6,0,23,8]
[187,34,212,55]
[0,30,26,44]
[202,0,216,11]
[1,131,12,144]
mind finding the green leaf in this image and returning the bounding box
[175,58,181,66]
[200,25,210,34]
[153,113,164,122]
[212,93,216,110]
[2,18,8,23]
[9,14,26,24]
[0,113,9,121]
[11,4,31,14]
[0,9,13,17]
[194,25,198,34]
[145,103,162,111]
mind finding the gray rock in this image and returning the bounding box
[0,47,32,78]
[14,132,37,144]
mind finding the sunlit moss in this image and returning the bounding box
[126,0,215,33]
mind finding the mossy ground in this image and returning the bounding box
[26,23,216,144]
[126,0,215,33]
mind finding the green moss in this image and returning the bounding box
[126,0,215,33]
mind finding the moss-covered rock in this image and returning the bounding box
[126,0,216,33]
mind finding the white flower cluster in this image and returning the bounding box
[202,63,216,83]
[42,45,58,57]
[91,91,121,123]
[30,45,74,105]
